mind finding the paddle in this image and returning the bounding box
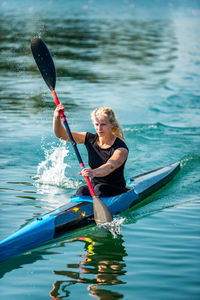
[31,37,113,225]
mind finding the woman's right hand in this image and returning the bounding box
[54,103,65,119]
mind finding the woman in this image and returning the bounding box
[53,104,128,197]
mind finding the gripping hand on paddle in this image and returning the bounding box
[53,103,69,140]
[79,168,94,178]
[54,103,65,119]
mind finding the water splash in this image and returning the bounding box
[33,140,81,209]
[37,142,68,186]
[99,217,125,238]
[35,140,80,190]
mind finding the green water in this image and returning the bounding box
[0,0,200,299]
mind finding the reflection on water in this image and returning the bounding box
[50,231,127,299]
[0,228,127,299]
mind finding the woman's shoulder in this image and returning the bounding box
[85,132,98,144]
[114,137,129,151]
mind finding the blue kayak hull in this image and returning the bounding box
[0,162,180,262]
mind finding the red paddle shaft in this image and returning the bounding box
[52,90,95,197]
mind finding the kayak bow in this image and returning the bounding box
[0,162,180,262]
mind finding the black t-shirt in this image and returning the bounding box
[84,132,128,187]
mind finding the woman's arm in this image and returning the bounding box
[53,104,86,144]
[80,148,128,178]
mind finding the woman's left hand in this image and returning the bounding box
[79,168,95,178]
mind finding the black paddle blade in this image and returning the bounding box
[31,38,56,91]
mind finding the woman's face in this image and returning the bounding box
[93,115,113,137]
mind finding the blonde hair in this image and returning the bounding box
[91,106,125,141]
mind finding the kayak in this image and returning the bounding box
[0,162,180,262]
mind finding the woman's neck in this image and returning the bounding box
[97,134,116,148]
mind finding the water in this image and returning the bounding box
[0,0,200,299]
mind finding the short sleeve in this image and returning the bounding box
[113,138,129,151]
[84,132,97,146]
